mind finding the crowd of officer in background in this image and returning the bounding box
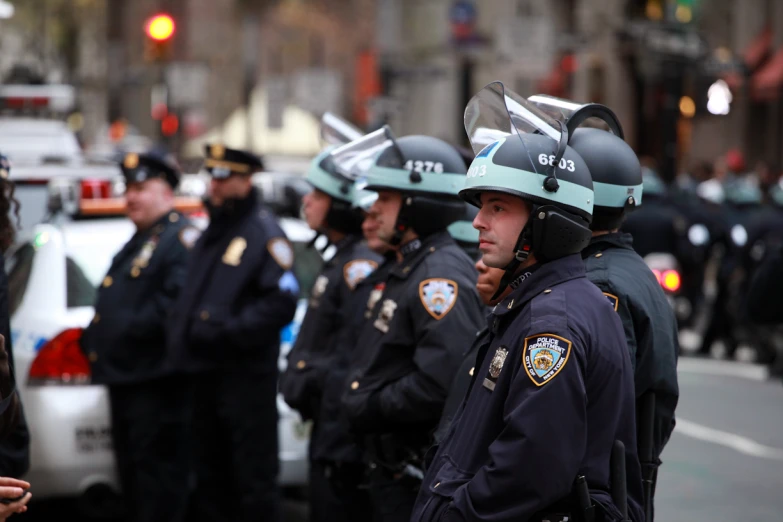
[0,81,781,522]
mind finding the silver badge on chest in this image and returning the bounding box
[483,346,509,391]
[373,299,398,333]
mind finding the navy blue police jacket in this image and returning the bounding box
[82,210,197,385]
[280,235,383,420]
[340,231,485,453]
[311,253,396,464]
[410,254,645,522]
[167,189,299,374]
[582,233,680,462]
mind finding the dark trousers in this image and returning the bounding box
[368,466,419,522]
[309,460,370,522]
[187,371,279,522]
[108,376,193,522]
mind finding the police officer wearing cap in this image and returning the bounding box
[567,124,680,521]
[279,147,382,522]
[338,127,485,522]
[410,82,643,522]
[167,144,299,522]
[81,152,198,522]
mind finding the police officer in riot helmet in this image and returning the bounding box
[168,145,299,522]
[280,138,383,522]
[534,98,679,521]
[339,127,485,522]
[410,82,643,522]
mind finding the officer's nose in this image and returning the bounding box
[473,208,488,231]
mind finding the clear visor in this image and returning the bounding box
[527,94,624,138]
[320,112,364,146]
[323,125,402,180]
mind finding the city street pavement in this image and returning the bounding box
[656,357,783,521]
[16,356,783,522]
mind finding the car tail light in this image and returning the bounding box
[28,328,91,386]
[661,270,681,292]
[80,179,112,200]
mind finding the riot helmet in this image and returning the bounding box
[338,126,468,245]
[527,95,641,231]
[461,82,594,298]
[303,114,370,235]
[448,204,480,260]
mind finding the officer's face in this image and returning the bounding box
[473,192,530,269]
[370,190,403,245]
[302,189,331,231]
[362,209,389,253]
[125,178,174,230]
[209,174,253,206]
[475,256,507,306]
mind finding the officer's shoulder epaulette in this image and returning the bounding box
[527,286,569,331]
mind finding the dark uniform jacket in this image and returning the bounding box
[280,235,383,420]
[746,243,783,324]
[582,233,680,461]
[410,255,644,522]
[311,254,395,464]
[341,231,484,456]
[82,211,195,385]
[167,189,299,375]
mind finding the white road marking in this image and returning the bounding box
[675,418,783,461]
[677,357,769,381]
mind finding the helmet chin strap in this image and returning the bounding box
[490,205,538,302]
[390,194,413,247]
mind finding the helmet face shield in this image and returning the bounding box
[527,94,625,139]
[322,126,403,181]
[464,81,562,161]
[320,112,364,147]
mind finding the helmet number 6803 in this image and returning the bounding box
[538,153,575,172]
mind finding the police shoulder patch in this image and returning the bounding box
[603,292,619,312]
[178,226,201,249]
[418,278,458,320]
[267,237,294,270]
[343,259,378,290]
[523,333,572,387]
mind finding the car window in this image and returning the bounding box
[6,243,35,316]
[291,241,323,299]
[66,256,97,308]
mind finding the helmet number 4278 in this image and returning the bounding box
[538,154,576,172]
[405,160,444,173]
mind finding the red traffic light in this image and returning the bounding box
[145,14,175,42]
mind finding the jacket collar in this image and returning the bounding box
[581,232,635,259]
[390,231,456,280]
[491,254,585,318]
[326,234,364,266]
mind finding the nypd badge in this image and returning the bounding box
[603,292,619,312]
[523,334,572,387]
[267,238,294,270]
[418,278,458,320]
[211,144,225,159]
[373,299,398,333]
[179,226,201,249]
[310,275,329,307]
[343,259,378,290]
[123,153,139,169]
[365,283,385,319]
[131,237,158,272]
[223,237,247,266]
[483,346,508,391]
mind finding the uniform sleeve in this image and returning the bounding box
[375,272,483,425]
[628,294,679,458]
[128,235,189,339]
[221,242,299,350]
[448,331,589,521]
[746,245,783,323]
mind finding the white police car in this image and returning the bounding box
[7,176,318,511]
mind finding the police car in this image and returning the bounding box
[7,175,317,511]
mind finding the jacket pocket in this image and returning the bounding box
[419,454,474,522]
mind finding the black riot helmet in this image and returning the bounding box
[340,126,467,245]
[461,82,595,298]
[527,94,642,231]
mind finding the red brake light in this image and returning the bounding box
[28,328,91,385]
[81,179,112,200]
[661,270,681,292]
